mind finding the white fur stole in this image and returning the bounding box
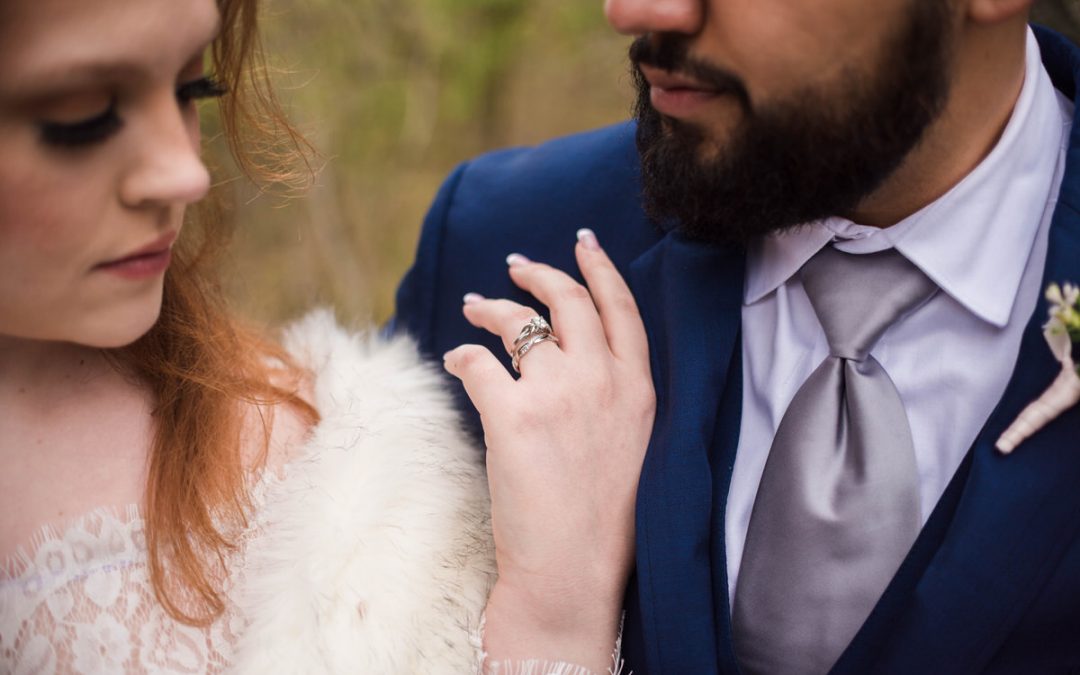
[229,311,495,674]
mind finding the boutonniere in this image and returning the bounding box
[996,283,1080,454]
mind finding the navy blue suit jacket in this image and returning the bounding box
[392,27,1080,674]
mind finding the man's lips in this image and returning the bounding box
[639,64,733,119]
[639,64,716,92]
[94,231,177,280]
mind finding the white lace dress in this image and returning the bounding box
[1,507,246,674]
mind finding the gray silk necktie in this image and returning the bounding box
[732,246,938,675]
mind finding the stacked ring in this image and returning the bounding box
[511,316,559,373]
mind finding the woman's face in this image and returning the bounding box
[0,0,221,348]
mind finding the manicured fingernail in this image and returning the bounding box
[577,228,600,251]
[506,253,530,267]
[463,292,485,305]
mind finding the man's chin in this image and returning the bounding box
[659,111,742,159]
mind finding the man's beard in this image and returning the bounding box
[632,2,954,248]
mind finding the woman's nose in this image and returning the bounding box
[119,98,210,211]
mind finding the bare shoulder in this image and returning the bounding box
[238,366,317,479]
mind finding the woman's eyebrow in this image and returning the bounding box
[0,61,145,106]
[1,13,222,103]
[38,62,146,87]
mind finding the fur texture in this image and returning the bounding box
[229,311,495,674]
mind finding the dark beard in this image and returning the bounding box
[632,2,954,248]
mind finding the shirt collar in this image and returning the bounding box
[745,29,1071,328]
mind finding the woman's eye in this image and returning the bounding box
[176,76,228,106]
[39,104,123,148]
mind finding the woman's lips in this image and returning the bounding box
[94,232,177,280]
[96,249,173,280]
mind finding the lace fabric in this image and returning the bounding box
[0,464,285,675]
[1,506,246,674]
[472,612,628,675]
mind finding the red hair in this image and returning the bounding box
[115,0,317,626]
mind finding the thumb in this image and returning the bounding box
[443,344,515,413]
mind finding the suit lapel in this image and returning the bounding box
[625,232,746,675]
[833,179,1080,673]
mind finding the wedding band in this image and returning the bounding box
[512,333,559,373]
[510,316,559,373]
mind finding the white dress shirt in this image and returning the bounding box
[726,29,1075,602]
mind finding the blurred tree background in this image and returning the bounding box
[210,0,631,327]
[209,0,1080,328]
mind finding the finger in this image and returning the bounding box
[461,297,563,377]
[505,254,608,355]
[575,229,649,365]
[443,344,515,412]
[510,332,562,378]
[461,297,560,362]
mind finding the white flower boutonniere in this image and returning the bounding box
[996,282,1080,454]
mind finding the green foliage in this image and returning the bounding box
[210,0,628,325]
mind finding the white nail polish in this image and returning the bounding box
[506,253,530,267]
[577,228,600,252]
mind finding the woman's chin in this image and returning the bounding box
[2,287,166,349]
[69,299,165,349]
[95,316,162,349]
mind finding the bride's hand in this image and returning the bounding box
[443,229,655,671]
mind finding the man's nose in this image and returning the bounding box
[604,0,703,36]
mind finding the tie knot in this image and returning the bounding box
[800,246,937,361]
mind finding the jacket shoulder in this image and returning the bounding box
[445,122,649,243]
[460,122,640,191]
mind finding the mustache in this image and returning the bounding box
[629,35,751,109]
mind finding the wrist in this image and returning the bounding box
[482,577,625,673]
[495,552,630,621]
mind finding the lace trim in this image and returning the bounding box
[0,507,242,674]
[472,612,627,675]
[0,469,283,674]
[1,464,283,585]
[2,504,145,585]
